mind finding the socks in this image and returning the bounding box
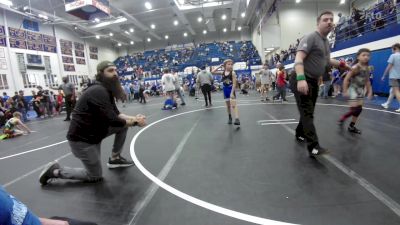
[228,114,232,119]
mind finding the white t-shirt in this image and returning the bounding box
[161,73,176,92]
[260,69,273,85]
[388,52,400,79]
[173,73,181,89]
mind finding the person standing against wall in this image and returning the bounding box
[58,77,76,121]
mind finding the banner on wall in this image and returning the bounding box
[42,34,56,45]
[0,38,6,47]
[61,47,73,55]
[90,53,98,60]
[74,42,84,50]
[63,64,75,71]
[62,56,74,64]
[75,50,85,58]
[27,42,43,51]
[9,27,26,39]
[9,38,27,49]
[89,46,98,53]
[27,31,43,42]
[76,58,86,65]
[0,26,5,36]
[60,39,73,48]
[43,45,57,53]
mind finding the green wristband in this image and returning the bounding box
[296,74,306,81]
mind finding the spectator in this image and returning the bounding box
[31,90,41,118]
[161,68,176,102]
[0,186,98,225]
[351,5,365,36]
[2,92,9,102]
[12,91,27,122]
[37,86,52,118]
[58,77,76,121]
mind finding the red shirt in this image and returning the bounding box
[57,95,63,104]
[277,71,286,87]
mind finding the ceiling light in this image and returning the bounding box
[92,21,111,28]
[0,0,13,6]
[223,28,227,32]
[238,26,242,31]
[203,30,207,34]
[73,25,78,30]
[222,14,227,20]
[178,0,184,4]
[241,12,245,18]
[114,17,127,23]
[95,35,100,39]
[266,47,274,51]
[130,41,134,45]
[117,43,122,47]
[38,14,48,20]
[94,18,100,23]
[174,20,179,26]
[109,32,113,36]
[150,24,156,29]
[183,32,188,37]
[145,2,152,10]
[165,35,169,39]
[296,0,301,3]
[124,31,130,35]
[340,0,345,4]
[129,28,134,32]
[147,38,151,42]
[198,17,203,22]
[264,50,271,53]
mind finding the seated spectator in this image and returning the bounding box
[0,186,97,225]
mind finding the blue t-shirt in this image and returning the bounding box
[0,187,42,225]
[388,52,400,79]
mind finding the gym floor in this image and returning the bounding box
[1,92,400,225]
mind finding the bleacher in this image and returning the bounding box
[114,40,262,77]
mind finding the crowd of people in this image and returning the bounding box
[336,0,399,42]
[268,0,399,66]
[2,6,400,225]
[114,40,262,77]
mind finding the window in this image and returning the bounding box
[0,74,8,89]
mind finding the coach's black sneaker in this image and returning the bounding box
[308,146,330,158]
[107,156,134,168]
[39,162,60,185]
[348,126,361,134]
[234,118,240,126]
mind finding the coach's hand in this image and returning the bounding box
[133,114,147,127]
[297,80,309,95]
